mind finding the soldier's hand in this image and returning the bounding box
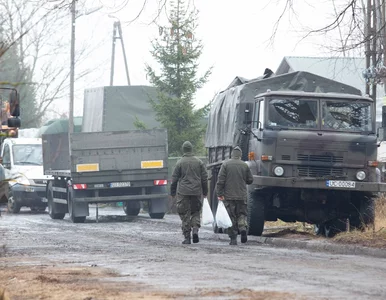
[218,196,224,201]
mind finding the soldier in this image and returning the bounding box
[170,141,208,244]
[216,146,253,245]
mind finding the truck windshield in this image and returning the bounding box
[267,98,318,129]
[322,100,373,132]
[12,145,43,166]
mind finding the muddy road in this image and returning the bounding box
[1,206,386,300]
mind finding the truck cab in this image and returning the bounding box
[1,138,52,213]
[244,90,381,236]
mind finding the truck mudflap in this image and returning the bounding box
[253,175,386,192]
[74,193,168,203]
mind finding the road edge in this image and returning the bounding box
[255,236,386,259]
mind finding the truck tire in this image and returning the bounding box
[247,189,265,236]
[47,182,65,220]
[7,190,21,214]
[350,192,375,230]
[123,201,141,216]
[68,188,86,223]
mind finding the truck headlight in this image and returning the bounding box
[273,166,284,177]
[356,171,366,181]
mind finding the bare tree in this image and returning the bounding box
[0,0,108,127]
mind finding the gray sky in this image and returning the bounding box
[46,0,356,118]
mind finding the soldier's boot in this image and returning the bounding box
[240,230,248,244]
[182,232,191,244]
[229,236,237,245]
[182,238,191,244]
[192,228,199,243]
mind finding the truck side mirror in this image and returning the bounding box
[9,90,20,117]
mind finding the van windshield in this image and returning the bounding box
[12,145,43,166]
[267,98,318,129]
[321,100,373,132]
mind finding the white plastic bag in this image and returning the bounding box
[215,201,232,229]
[201,197,214,226]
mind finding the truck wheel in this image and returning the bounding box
[247,189,265,236]
[350,193,375,230]
[68,188,86,223]
[7,190,21,214]
[123,201,141,216]
[47,182,65,220]
[149,212,165,219]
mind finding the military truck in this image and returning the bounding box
[205,71,386,237]
[43,86,169,223]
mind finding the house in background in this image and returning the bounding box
[275,56,385,126]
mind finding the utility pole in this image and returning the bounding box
[69,2,102,135]
[109,20,131,86]
[69,0,76,158]
[365,0,378,102]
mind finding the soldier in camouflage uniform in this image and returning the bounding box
[171,141,208,244]
[216,146,253,245]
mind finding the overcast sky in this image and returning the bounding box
[49,0,356,118]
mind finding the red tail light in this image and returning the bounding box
[154,180,167,186]
[73,184,87,190]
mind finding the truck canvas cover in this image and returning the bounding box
[205,71,362,148]
[82,85,161,132]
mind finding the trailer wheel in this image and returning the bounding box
[47,182,65,220]
[68,187,86,223]
[149,212,165,219]
[123,201,141,216]
[247,189,265,236]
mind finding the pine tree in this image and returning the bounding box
[146,0,211,156]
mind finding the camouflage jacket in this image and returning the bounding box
[216,158,253,201]
[170,153,208,196]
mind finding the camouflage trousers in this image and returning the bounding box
[224,199,248,237]
[176,194,202,238]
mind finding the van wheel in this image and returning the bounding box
[247,189,265,236]
[7,191,21,214]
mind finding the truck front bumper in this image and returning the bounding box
[11,184,47,206]
[253,175,386,192]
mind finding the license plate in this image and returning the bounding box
[326,180,356,188]
[110,181,131,188]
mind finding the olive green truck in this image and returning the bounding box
[206,71,386,237]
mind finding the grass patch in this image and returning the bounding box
[333,195,386,248]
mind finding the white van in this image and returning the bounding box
[0,138,52,213]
